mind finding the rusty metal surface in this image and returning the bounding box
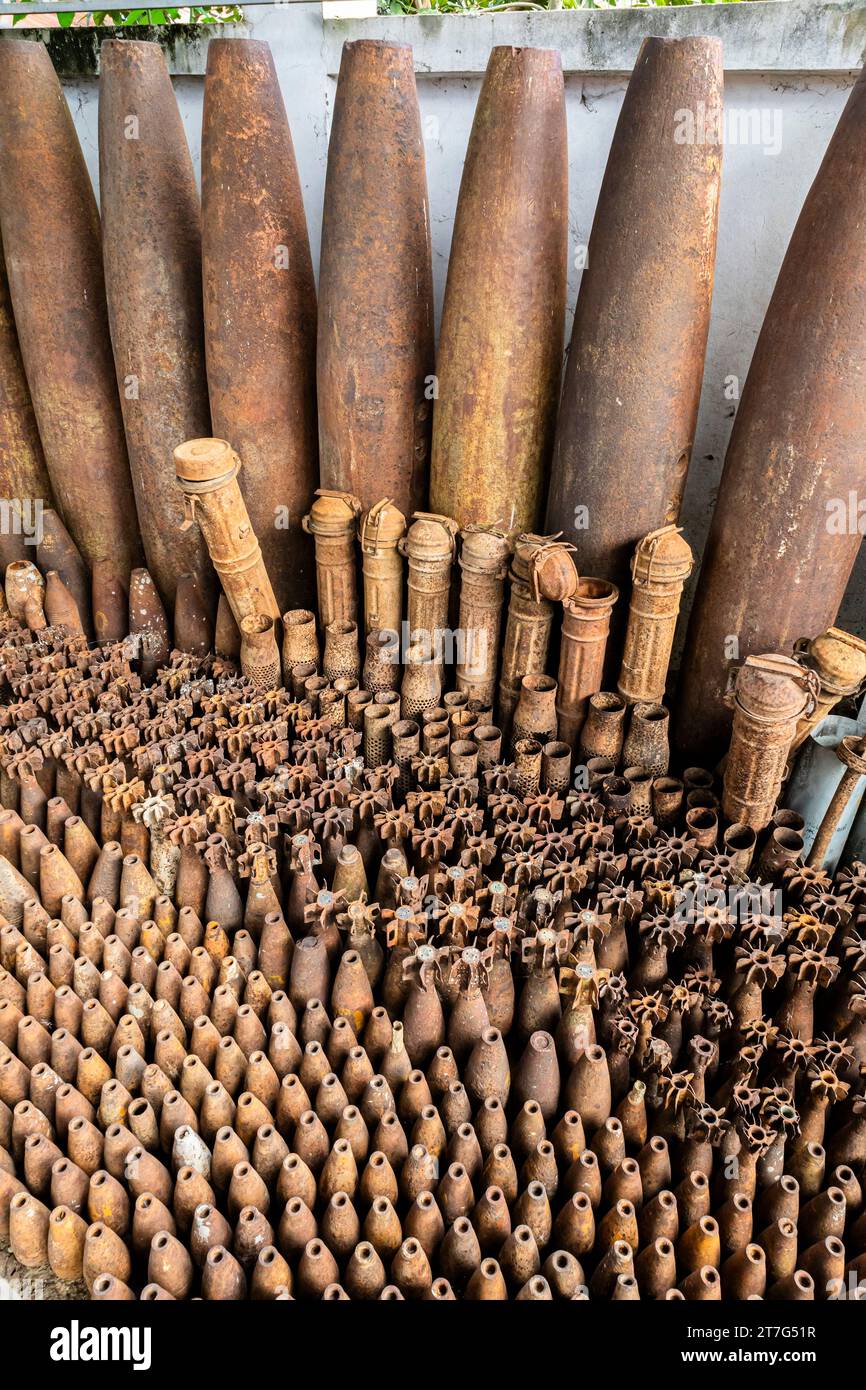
[545,37,722,639]
[317,40,434,521]
[202,37,318,616]
[722,655,817,831]
[430,45,567,535]
[677,66,866,761]
[0,614,861,1302]
[174,438,280,628]
[0,233,53,558]
[617,527,693,708]
[0,41,141,578]
[99,39,214,616]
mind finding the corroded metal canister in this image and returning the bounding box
[282,609,319,674]
[0,42,141,579]
[360,500,406,638]
[318,40,434,519]
[498,535,556,737]
[555,578,619,748]
[790,628,866,754]
[99,39,214,614]
[173,438,279,627]
[545,37,722,635]
[617,526,693,706]
[302,489,361,632]
[455,528,510,708]
[202,38,318,614]
[430,45,567,534]
[239,614,282,692]
[0,233,53,569]
[722,654,818,831]
[678,66,866,759]
[400,514,459,659]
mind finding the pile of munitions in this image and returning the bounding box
[0,30,865,1303]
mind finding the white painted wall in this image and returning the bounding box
[55,0,866,654]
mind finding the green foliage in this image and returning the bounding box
[11,5,243,24]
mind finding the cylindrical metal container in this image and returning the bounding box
[239,614,282,693]
[99,39,214,614]
[202,38,318,614]
[430,46,567,534]
[401,643,442,722]
[512,675,558,752]
[678,66,866,759]
[282,609,319,673]
[360,500,405,639]
[617,526,693,705]
[722,654,818,831]
[317,40,434,519]
[400,514,458,664]
[173,438,279,626]
[621,704,670,779]
[302,489,361,632]
[0,234,53,568]
[578,693,627,766]
[555,578,619,747]
[323,620,361,684]
[790,628,866,753]
[0,41,141,577]
[498,536,556,738]
[455,528,510,709]
[545,37,722,639]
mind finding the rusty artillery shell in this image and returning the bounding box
[546,35,721,604]
[617,527,693,706]
[400,514,459,662]
[303,489,361,632]
[722,655,818,831]
[430,46,567,534]
[318,40,434,519]
[498,536,556,738]
[174,438,279,627]
[455,529,511,709]
[99,39,213,614]
[36,509,92,638]
[202,38,317,614]
[0,231,52,568]
[0,41,141,578]
[555,579,619,748]
[678,66,866,758]
[360,501,406,640]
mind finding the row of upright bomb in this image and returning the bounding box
[0,36,864,761]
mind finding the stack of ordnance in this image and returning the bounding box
[0,27,865,1303]
[0,606,864,1303]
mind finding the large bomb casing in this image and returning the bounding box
[430,45,567,535]
[0,41,141,579]
[677,66,866,760]
[0,233,53,569]
[202,38,318,615]
[317,40,434,520]
[545,37,722,641]
[99,39,214,616]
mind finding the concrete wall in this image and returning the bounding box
[38,0,866,656]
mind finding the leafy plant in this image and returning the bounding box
[12,5,242,25]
